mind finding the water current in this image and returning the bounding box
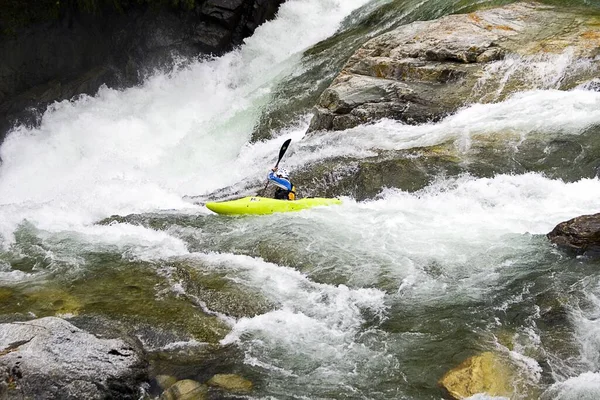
[1,0,600,398]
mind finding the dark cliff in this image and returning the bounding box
[0,0,285,143]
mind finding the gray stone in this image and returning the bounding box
[0,317,146,399]
[308,3,600,132]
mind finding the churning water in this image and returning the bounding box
[1,0,600,398]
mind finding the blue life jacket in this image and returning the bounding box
[268,171,296,200]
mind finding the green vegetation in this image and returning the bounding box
[0,0,198,35]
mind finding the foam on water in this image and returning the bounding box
[190,252,390,387]
[542,372,600,400]
[256,173,600,300]
[565,281,600,377]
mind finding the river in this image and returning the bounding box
[1,0,600,398]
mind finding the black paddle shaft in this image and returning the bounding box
[263,139,292,193]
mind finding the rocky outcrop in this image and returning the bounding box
[308,2,600,132]
[0,0,285,143]
[547,213,600,255]
[0,317,147,399]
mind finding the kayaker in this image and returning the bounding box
[268,167,296,200]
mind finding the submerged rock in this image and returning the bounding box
[439,351,513,399]
[0,317,146,399]
[156,374,178,391]
[308,2,600,132]
[207,373,253,393]
[160,379,207,400]
[547,213,600,255]
[21,287,81,317]
[170,262,274,319]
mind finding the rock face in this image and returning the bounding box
[547,213,600,255]
[308,2,600,132]
[0,317,146,399]
[439,352,514,399]
[0,0,285,143]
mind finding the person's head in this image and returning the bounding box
[276,168,290,180]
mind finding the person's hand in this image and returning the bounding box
[272,167,278,172]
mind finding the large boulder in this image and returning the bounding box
[308,2,600,132]
[547,213,600,255]
[0,317,146,399]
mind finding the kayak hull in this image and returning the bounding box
[205,196,342,215]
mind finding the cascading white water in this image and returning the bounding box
[2,0,600,398]
[0,0,374,244]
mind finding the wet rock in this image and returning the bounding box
[22,287,81,317]
[308,3,600,132]
[68,262,231,345]
[439,352,513,399]
[207,373,253,393]
[148,342,246,392]
[0,317,147,399]
[547,213,600,255]
[160,379,207,400]
[0,288,12,303]
[171,262,274,319]
[156,374,178,390]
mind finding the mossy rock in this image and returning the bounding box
[22,287,82,316]
[439,352,514,399]
[155,374,178,391]
[0,285,82,317]
[0,288,13,303]
[170,262,274,319]
[0,285,80,317]
[70,264,230,343]
[0,256,232,343]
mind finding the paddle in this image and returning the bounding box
[262,138,292,194]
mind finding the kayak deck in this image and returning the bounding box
[205,196,342,215]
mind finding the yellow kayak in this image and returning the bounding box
[205,196,342,215]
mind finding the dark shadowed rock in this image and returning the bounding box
[0,0,285,144]
[547,213,600,255]
[308,2,600,133]
[0,317,147,399]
